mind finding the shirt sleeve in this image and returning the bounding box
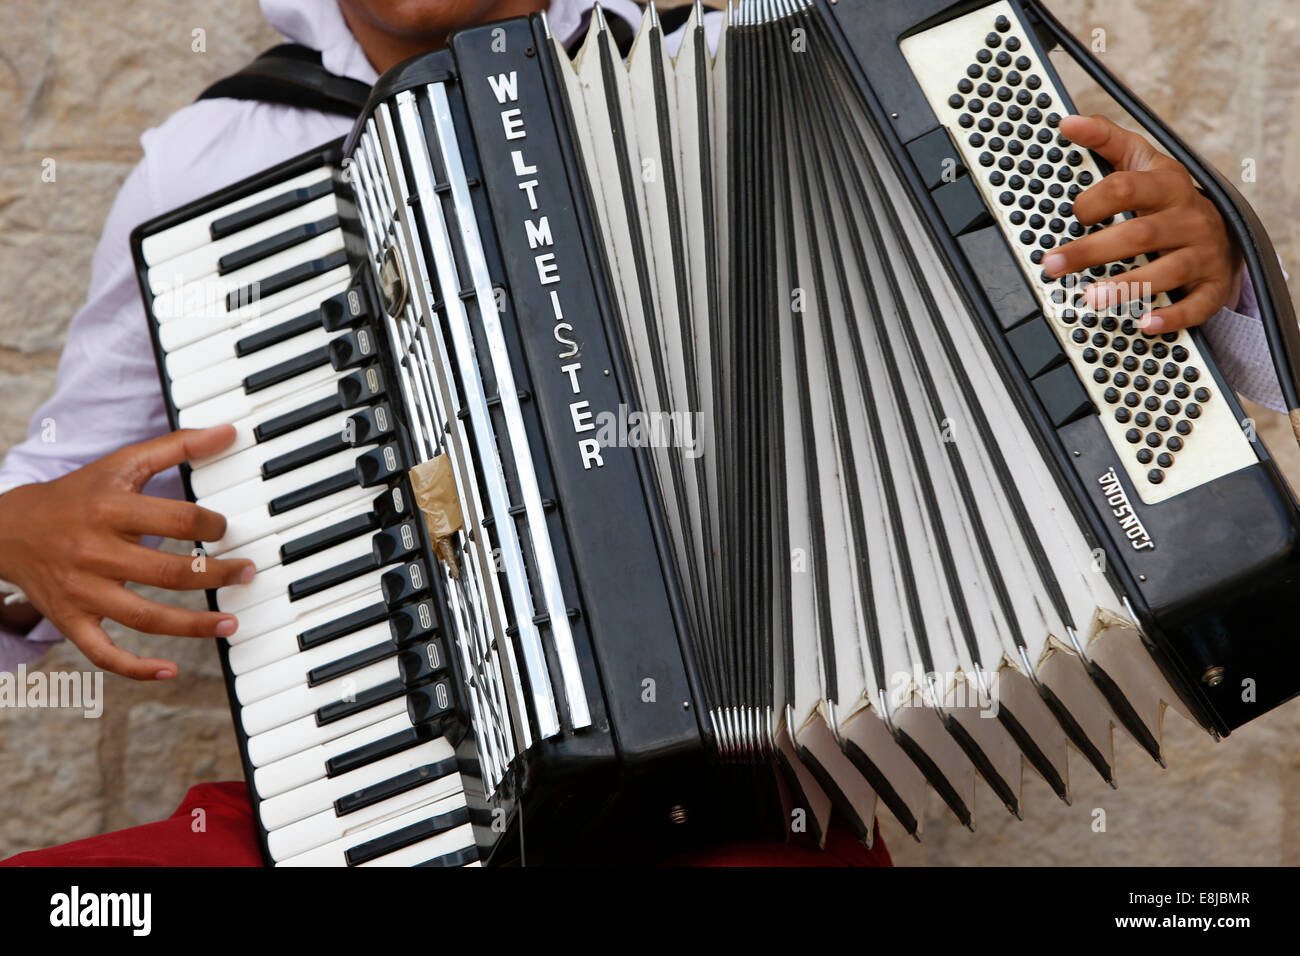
[1201,266,1290,413]
[0,158,179,672]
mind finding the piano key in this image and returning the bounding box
[219,534,376,613]
[214,481,374,555]
[259,738,455,831]
[235,622,393,705]
[157,264,350,352]
[210,176,335,241]
[171,329,336,409]
[177,361,338,430]
[146,194,339,291]
[274,792,471,867]
[267,772,463,862]
[245,693,406,768]
[236,283,370,357]
[254,364,387,443]
[241,657,399,738]
[139,166,332,266]
[232,567,385,644]
[252,711,415,799]
[219,213,341,276]
[227,589,385,673]
[261,403,395,480]
[295,598,391,652]
[189,410,354,499]
[347,807,471,867]
[267,443,405,518]
[197,446,362,520]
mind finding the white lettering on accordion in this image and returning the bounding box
[490,70,604,471]
[1097,467,1155,551]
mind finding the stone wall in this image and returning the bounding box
[1,0,1298,864]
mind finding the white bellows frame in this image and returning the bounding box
[549,0,1198,843]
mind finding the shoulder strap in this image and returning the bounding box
[197,43,371,118]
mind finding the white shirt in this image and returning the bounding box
[0,0,1281,669]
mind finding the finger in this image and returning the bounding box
[63,616,178,681]
[104,425,237,492]
[1079,250,1203,311]
[1059,114,1179,174]
[1071,168,1190,224]
[95,543,255,591]
[1140,281,1230,333]
[93,583,240,639]
[103,494,228,542]
[1042,212,1180,277]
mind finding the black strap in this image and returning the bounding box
[197,43,371,118]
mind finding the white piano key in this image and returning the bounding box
[245,695,407,768]
[230,568,385,644]
[252,712,414,799]
[140,166,333,266]
[158,265,350,352]
[240,657,399,738]
[234,622,391,706]
[189,410,352,499]
[219,495,376,573]
[274,792,470,867]
[177,363,339,430]
[213,481,373,555]
[267,773,463,862]
[164,277,348,380]
[147,194,340,292]
[259,737,453,831]
[218,534,375,614]
[197,447,360,522]
[170,327,335,409]
[153,230,344,323]
[227,589,383,670]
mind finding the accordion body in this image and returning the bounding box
[132,0,1300,865]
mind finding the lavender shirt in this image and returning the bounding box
[0,0,1280,670]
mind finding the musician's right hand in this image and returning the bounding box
[0,425,256,681]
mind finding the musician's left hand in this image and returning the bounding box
[1041,114,1243,334]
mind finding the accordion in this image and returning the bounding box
[131,0,1300,865]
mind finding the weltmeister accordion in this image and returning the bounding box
[132,0,1300,865]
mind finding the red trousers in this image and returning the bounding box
[0,782,891,867]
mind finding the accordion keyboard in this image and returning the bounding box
[901,0,1255,503]
[138,162,478,867]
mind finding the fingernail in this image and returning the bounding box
[1043,253,1067,276]
[1139,312,1165,333]
[216,618,238,638]
[239,564,256,584]
[155,669,176,680]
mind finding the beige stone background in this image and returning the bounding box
[1,0,1299,863]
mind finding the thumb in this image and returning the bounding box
[1059,113,1169,173]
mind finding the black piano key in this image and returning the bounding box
[319,285,371,332]
[209,178,333,241]
[405,678,455,725]
[326,723,436,779]
[235,305,321,358]
[217,213,340,275]
[224,249,349,312]
[243,344,330,395]
[261,432,347,480]
[333,756,459,816]
[337,364,387,408]
[298,600,390,651]
[344,806,471,866]
[280,511,379,565]
[381,559,431,606]
[413,846,479,868]
[288,553,378,602]
[267,467,355,516]
[397,640,450,686]
[315,676,406,726]
[307,640,399,688]
[371,519,421,565]
[356,442,406,486]
[371,484,410,526]
[345,403,395,447]
[255,394,339,443]
[328,326,379,370]
[388,599,440,645]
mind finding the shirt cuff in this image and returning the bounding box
[1200,266,1287,413]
